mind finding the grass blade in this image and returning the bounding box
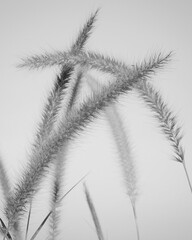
[29,212,51,240]
[84,183,104,240]
[30,174,88,240]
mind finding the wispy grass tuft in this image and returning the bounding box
[136,80,192,193]
[18,50,172,80]
[4,52,171,229]
[34,64,74,145]
[70,9,99,55]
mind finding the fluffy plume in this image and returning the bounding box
[35,64,74,145]
[18,50,171,78]
[106,106,138,200]
[136,80,192,193]
[136,81,184,163]
[70,9,99,54]
[87,75,137,202]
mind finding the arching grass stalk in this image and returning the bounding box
[136,80,192,194]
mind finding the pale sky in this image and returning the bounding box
[0,0,192,239]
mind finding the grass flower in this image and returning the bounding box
[136,80,192,193]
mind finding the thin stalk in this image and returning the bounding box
[131,202,140,240]
[25,200,32,240]
[84,183,104,240]
[29,212,51,240]
[182,162,192,193]
[136,81,192,195]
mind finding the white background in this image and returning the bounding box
[0,0,192,239]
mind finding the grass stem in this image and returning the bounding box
[25,200,32,240]
[131,202,140,240]
[183,162,192,193]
